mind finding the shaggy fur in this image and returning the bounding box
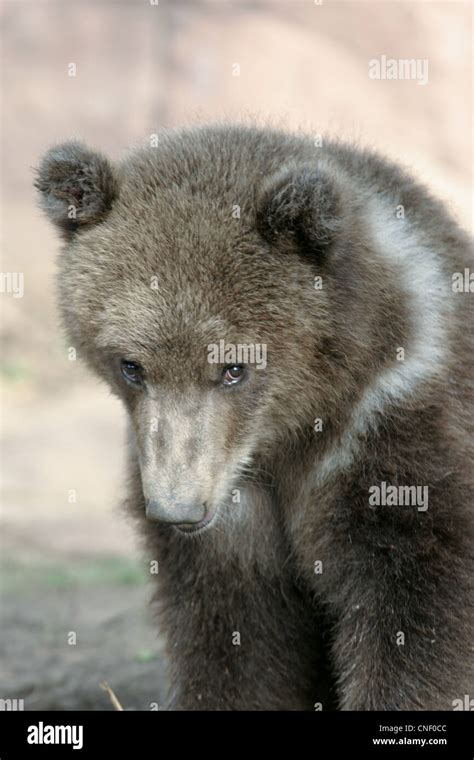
[36,124,473,710]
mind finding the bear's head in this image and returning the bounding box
[36,127,361,533]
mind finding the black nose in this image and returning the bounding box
[145,499,207,525]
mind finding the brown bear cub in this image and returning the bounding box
[36,124,473,710]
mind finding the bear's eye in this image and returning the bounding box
[120,359,144,387]
[222,365,245,386]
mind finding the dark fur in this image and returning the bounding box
[36,124,473,710]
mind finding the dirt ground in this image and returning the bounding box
[1,582,168,711]
[1,1,471,712]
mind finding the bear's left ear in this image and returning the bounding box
[256,164,343,257]
[34,141,118,239]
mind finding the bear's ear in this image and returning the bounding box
[34,141,118,238]
[256,164,343,257]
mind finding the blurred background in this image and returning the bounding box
[0,0,472,710]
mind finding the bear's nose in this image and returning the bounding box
[145,498,207,525]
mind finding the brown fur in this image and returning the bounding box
[36,124,473,710]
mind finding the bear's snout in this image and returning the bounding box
[145,497,207,526]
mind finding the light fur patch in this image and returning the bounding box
[316,197,454,485]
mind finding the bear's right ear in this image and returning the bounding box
[34,141,118,238]
[255,164,343,259]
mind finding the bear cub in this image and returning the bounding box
[36,124,473,710]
